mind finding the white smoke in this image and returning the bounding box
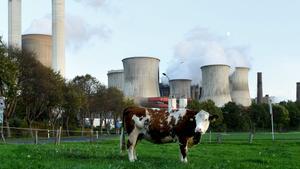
[24,14,112,51]
[166,27,251,84]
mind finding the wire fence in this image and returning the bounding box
[1,126,299,145]
[0,126,119,144]
[201,131,300,144]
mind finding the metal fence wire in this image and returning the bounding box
[0,127,299,144]
[0,126,119,144]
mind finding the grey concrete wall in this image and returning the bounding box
[230,67,251,107]
[107,70,124,92]
[22,34,52,68]
[200,64,232,107]
[122,56,160,104]
[169,79,192,98]
[8,0,22,48]
[52,0,65,77]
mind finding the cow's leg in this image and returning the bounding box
[127,127,140,162]
[179,137,188,163]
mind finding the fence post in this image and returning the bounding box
[47,129,50,139]
[217,133,222,144]
[34,130,38,144]
[90,129,93,143]
[209,130,212,143]
[96,131,99,139]
[58,127,62,144]
[248,132,254,144]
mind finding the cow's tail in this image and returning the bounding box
[120,107,129,153]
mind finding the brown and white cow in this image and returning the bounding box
[120,107,218,162]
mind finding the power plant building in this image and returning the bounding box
[52,0,65,77]
[229,67,251,107]
[22,34,52,68]
[122,57,160,104]
[8,0,22,48]
[297,82,300,103]
[169,79,192,98]
[200,64,232,107]
[257,72,263,104]
[107,70,124,92]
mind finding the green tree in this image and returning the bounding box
[222,102,250,132]
[72,74,100,133]
[280,101,300,130]
[272,104,290,131]
[0,38,20,136]
[249,103,270,131]
[62,82,86,135]
[18,50,65,135]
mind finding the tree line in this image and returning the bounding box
[187,100,300,132]
[0,37,134,137]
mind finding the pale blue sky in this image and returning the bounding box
[0,0,299,101]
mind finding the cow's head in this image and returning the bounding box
[194,110,218,134]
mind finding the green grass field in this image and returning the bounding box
[1,133,300,169]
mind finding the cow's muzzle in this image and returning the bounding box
[193,132,202,145]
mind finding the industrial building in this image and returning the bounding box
[297,82,300,103]
[52,0,65,77]
[22,34,52,68]
[169,79,192,98]
[122,56,160,105]
[257,72,263,104]
[8,0,65,76]
[107,69,124,92]
[229,67,251,107]
[8,0,22,48]
[191,84,201,100]
[200,64,232,107]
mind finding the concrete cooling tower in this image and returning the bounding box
[107,70,124,92]
[169,79,192,98]
[22,34,52,68]
[229,67,251,107]
[122,57,160,104]
[200,64,232,107]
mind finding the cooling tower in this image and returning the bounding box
[22,34,52,68]
[257,72,263,104]
[52,0,65,77]
[122,57,160,104]
[297,82,300,103]
[169,79,192,98]
[107,70,124,92]
[229,67,251,107]
[8,0,22,48]
[200,64,232,107]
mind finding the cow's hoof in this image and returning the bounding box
[181,158,188,163]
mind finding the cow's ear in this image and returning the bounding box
[209,114,218,122]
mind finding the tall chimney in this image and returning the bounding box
[257,72,263,104]
[8,0,22,48]
[52,0,65,77]
[297,82,300,103]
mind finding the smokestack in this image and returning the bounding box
[297,82,300,103]
[52,0,65,76]
[8,0,22,48]
[257,72,263,104]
